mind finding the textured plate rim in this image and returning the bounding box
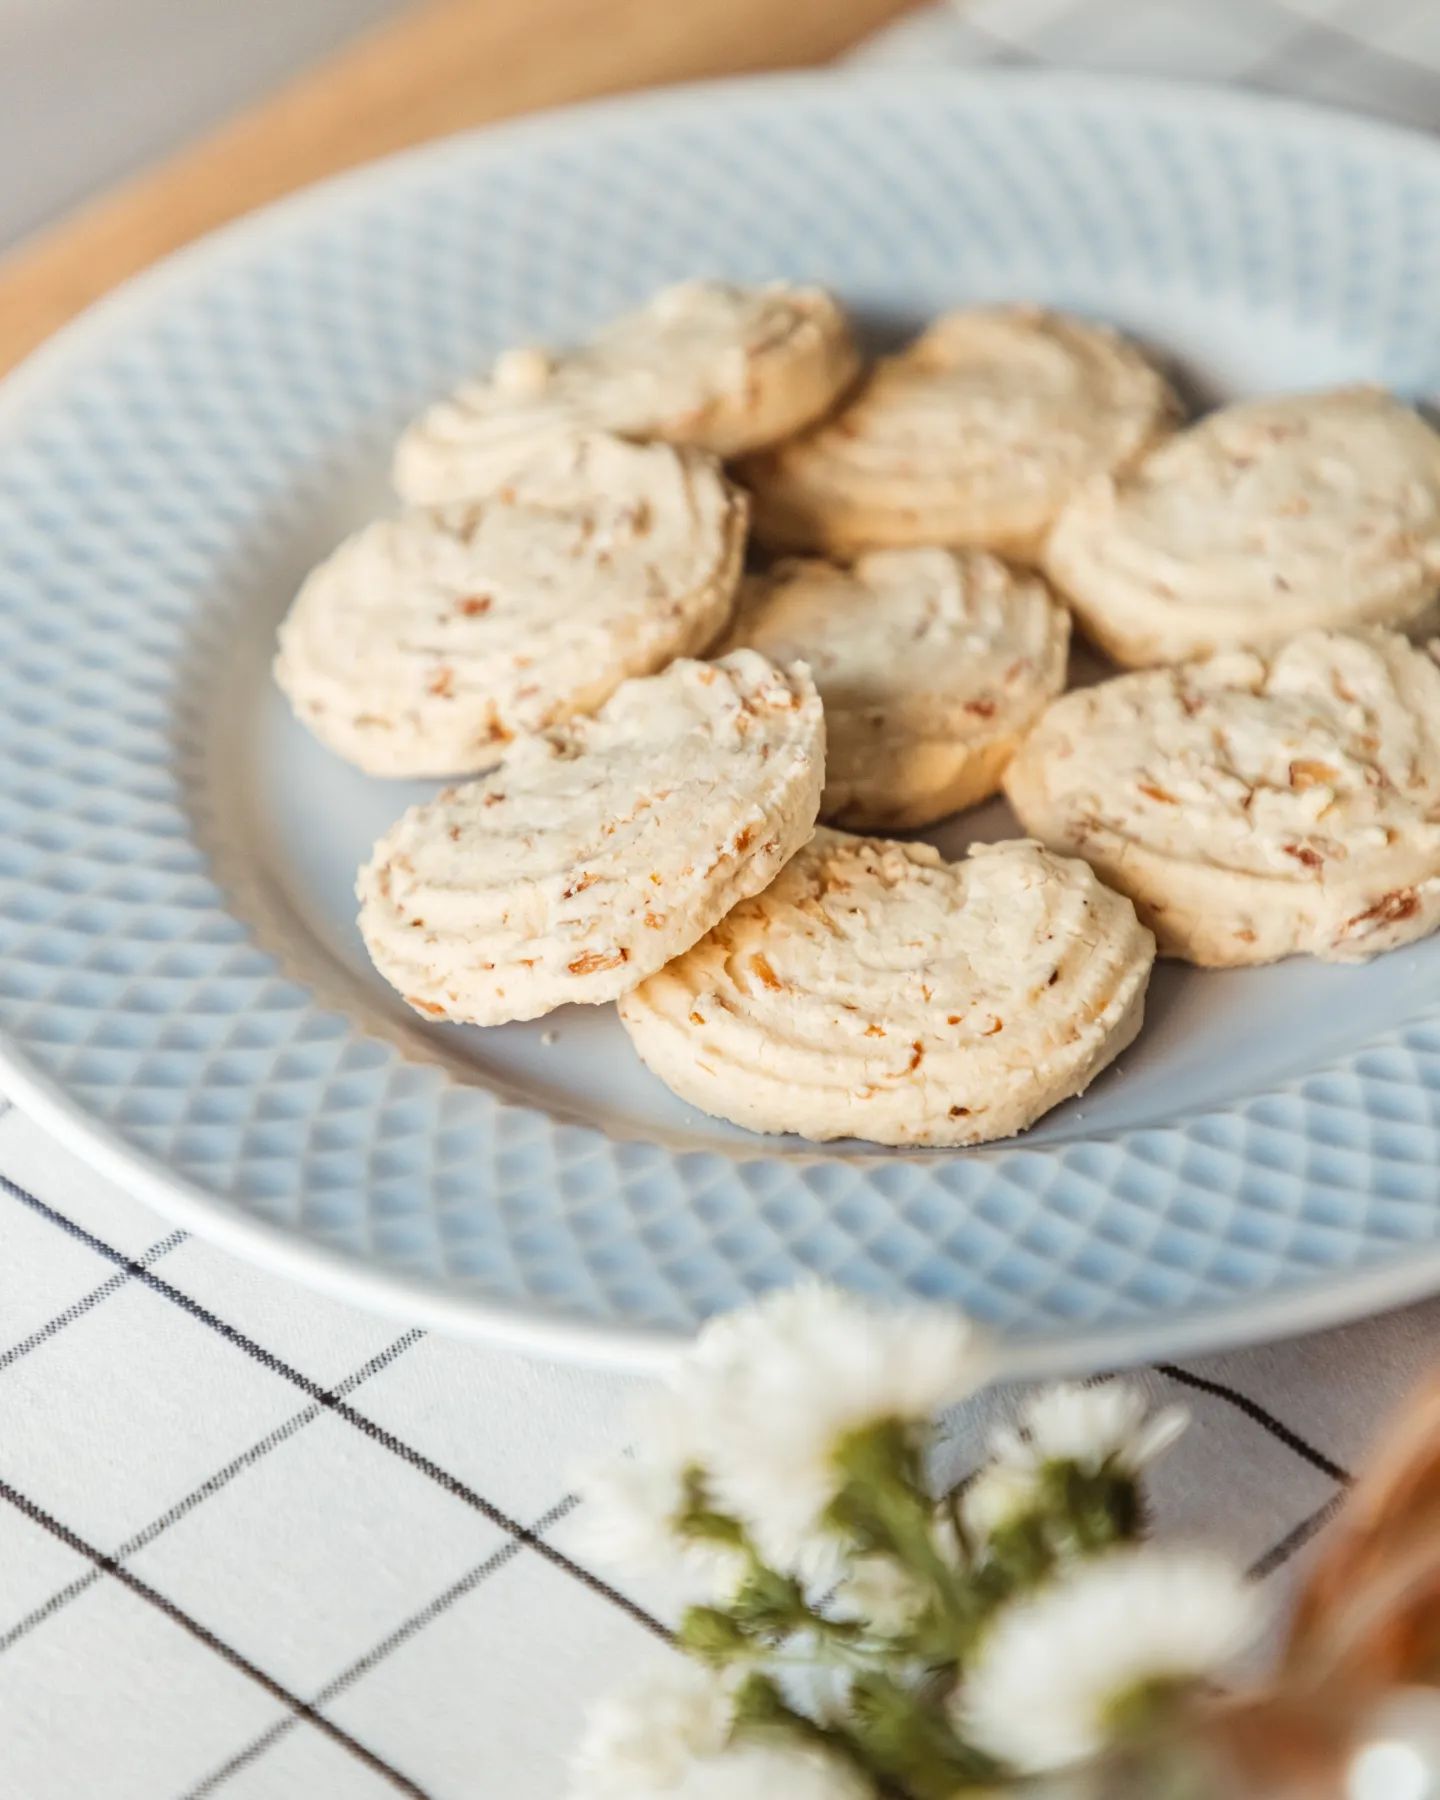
[6,66,1440,1372]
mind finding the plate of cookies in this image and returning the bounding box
[5,69,1440,1369]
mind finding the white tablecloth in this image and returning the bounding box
[4,3,1440,1794]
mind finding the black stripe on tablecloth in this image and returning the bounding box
[954,1362,1349,1489]
[188,1495,581,1797]
[0,1328,425,1656]
[0,1474,430,1799]
[0,1229,185,1373]
[0,1168,1352,1633]
[0,1170,669,1643]
[1247,1490,1347,1583]
[943,1455,1343,1591]
[1157,1364,1350,1484]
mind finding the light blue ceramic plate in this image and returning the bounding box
[5,71,1440,1371]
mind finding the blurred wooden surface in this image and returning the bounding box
[0,0,917,375]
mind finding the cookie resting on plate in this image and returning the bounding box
[1044,386,1440,666]
[721,547,1069,829]
[739,304,1177,560]
[275,431,746,777]
[1005,628,1440,966]
[393,278,860,505]
[619,829,1155,1147]
[356,651,824,1024]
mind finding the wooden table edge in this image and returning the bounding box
[0,0,918,377]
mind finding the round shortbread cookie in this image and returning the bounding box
[619,830,1153,1147]
[1004,629,1440,967]
[720,548,1070,829]
[357,651,824,1025]
[393,280,859,505]
[276,432,747,777]
[1044,387,1440,667]
[738,305,1176,559]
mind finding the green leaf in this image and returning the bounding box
[729,1565,815,1638]
[678,1604,753,1663]
[980,1510,1055,1589]
[677,1468,749,1549]
[731,1671,794,1731]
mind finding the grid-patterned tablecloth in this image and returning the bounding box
[6,4,1440,1794]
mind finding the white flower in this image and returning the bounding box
[568,1664,874,1800]
[770,1659,855,1734]
[679,1283,990,1571]
[959,1547,1261,1773]
[571,1392,749,1597]
[960,1461,1042,1542]
[991,1382,1188,1476]
[677,1739,875,1799]
[830,1554,930,1636]
[569,1662,732,1798]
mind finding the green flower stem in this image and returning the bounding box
[830,1422,975,1637]
[732,1673,889,1793]
[679,1432,1158,1794]
[845,1669,1003,1798]
[945,1487,969,1563]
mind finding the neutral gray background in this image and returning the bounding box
[0,0,401,249]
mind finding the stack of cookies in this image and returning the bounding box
[275,282,1440,1148]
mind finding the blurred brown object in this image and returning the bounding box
[1188,1374,1440,1799]
[1286,1373,1440,1691]
[0,0,918,376]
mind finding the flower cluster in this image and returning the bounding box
[568,1283,1256,1797]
